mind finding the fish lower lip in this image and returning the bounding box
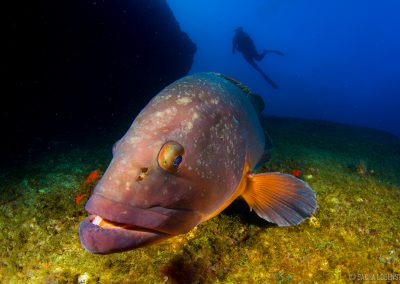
[79,216,168,254]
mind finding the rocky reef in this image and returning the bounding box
[0,116,399,283]
[2,0,196,164]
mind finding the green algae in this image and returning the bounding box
[0,116,399,283]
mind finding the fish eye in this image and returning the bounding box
[158,141,185,174]
[173,155,183,167]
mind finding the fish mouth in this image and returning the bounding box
[79,193,202,254]
[89,215,167,234]
[79,215,169,254]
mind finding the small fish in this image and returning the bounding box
[79,72,317,254]
[74,170,101,205]
[83,170,101,185]
[292,169,303,178]
[75,193,87,204]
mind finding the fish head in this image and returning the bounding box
[79,81,245,254]
[79,137,203,254]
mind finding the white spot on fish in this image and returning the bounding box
[186,121,193,130]
[166,107,177,116]
[192,112,199,121]
[154,107,178,119]
[128,136,140,145]
[210,98,219,104]
[176,97,192,105]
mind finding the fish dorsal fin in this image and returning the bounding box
[212,72,265,115]
[242,172,317,226]
[213,72,253,96]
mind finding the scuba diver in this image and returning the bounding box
[232,27,284,89]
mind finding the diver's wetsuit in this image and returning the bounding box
[233,28,283,89]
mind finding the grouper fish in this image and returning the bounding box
[79,72,317,254]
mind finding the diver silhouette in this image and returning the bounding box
[232,27,284,89]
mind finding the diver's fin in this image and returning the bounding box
[260,72,278,89]
[242,172,317,226]
[251,63,278,89]
[265,49,285,56]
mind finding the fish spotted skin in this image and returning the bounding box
[79,72,317,254]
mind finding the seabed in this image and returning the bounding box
[1,116,399,283]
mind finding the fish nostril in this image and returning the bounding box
[136,167,149,181]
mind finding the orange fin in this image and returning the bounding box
[242,172,317,226]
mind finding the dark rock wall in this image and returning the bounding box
[2,0,196,162]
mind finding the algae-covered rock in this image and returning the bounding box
[0,116,399,283]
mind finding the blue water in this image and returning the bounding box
[168,0,400,137]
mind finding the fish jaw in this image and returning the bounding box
[79,193,202,254]
[79,215,168,254]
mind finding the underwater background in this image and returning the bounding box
[1,0,399,283]
[168,0,400,138]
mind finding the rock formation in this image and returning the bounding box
[2,0,196,163]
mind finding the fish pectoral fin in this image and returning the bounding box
[242,172,317,227]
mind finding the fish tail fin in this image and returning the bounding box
[242,172,317,226]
